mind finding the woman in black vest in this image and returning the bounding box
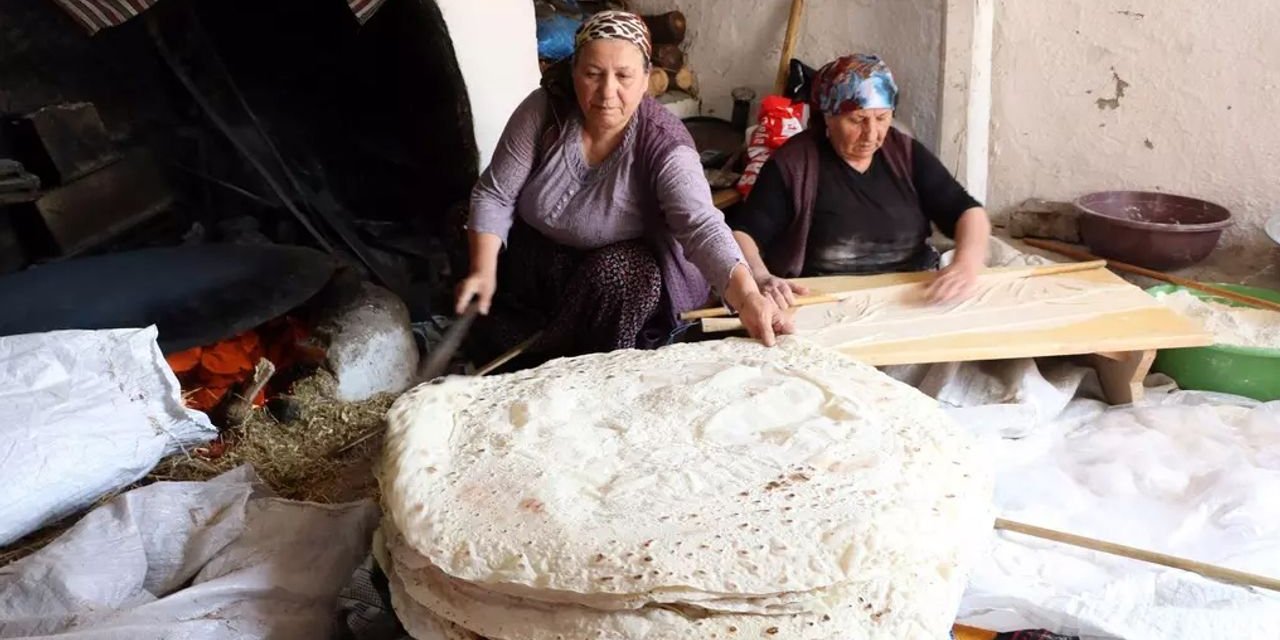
[730,54,992,309]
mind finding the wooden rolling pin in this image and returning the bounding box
[1022,239,1280,313]
[686,292,853,323]
[995,518,1280,593]
[687,259,1108,330]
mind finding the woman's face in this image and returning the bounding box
[825,108,894,163]
[573,39,649,132]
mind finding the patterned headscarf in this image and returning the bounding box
[574,10,652,61]
[811,54,899,117]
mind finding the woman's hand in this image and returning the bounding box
[928,207,992,303]
[735,291,793,346]
[756,274,811,310]
[925,257,981,303]
[725,265,793,346]
[455,270,497,315]
[458,231,503,315]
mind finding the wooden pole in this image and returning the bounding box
[475,331,543,377]
[682,259,1108,324]
[773,0,806,96]
[995,518,1280,593]
[1022,239,1280,313]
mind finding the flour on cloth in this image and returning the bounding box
[1154,289,1280,350]
[957,393,1280,639]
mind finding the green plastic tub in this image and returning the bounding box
[1146,283,1280,401]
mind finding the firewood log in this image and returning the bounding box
[653,43,684,71]
[667,65,696,94]
[648,67,670,96]
[642,11,686,44]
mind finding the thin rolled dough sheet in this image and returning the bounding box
[380,339,993,640]
[792,272,1158,349]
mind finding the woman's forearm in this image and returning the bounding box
[468,231,503,275]
[733,231,772,279]
[952,207,991,267]
[721,263,762,311]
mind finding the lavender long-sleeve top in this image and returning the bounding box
[468,89,744,295]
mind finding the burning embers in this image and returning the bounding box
[165,315,324,427]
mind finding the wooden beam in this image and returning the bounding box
[1090,349,1156,405]
[773,0,806,96]
[938,0,995,200]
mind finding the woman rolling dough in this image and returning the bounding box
[731,54,992,309]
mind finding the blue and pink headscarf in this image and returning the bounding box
[810,54,899,117]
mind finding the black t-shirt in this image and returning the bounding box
[731,137,981,276]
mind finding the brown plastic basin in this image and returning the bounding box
[1074,190,1233,270]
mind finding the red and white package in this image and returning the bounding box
[736,95,805,198]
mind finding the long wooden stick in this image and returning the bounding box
[773,0,806,95]
[475,331,542,377]
[995,518,1280,593]
[1022,239,1280,313]
[683,292,846,322]
[688,260,1108,331]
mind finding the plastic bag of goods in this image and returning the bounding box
[736,95,805,198]
[536,14,583,61]
[0,327,216,545]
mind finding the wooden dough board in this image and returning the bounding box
[794,266,1211,366]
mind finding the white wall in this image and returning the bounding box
[436,0,541,171]
[988,0,1280,250]
[627,0,946,149]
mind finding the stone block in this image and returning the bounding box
[8,149,172,258]
[6,102,120,186]
[316,281,420,402]
[1007,198,1081,243]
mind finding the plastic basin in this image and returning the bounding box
[1075,191,1232,270]
[1147,283,1280,401]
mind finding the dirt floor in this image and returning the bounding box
[0,369,392,566]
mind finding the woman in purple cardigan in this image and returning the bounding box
[731,54,992,310]
[456,11,787,366]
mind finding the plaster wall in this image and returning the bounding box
[988,0,1280,253]
[436,0,541,170]
[627,0,946,149]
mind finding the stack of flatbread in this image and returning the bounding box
[379,338,992,639]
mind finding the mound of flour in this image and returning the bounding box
[1155,290,1280,349]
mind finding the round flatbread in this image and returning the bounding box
[381,338,991,639]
